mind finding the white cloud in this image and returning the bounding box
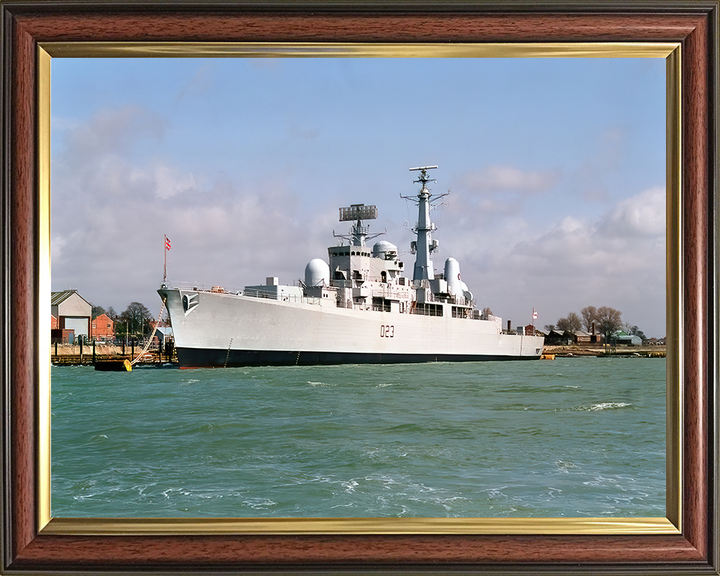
[600,186,665,238]
[443,165,563,224]
[50,106,666,336]
[461,165,562,194]
[62,105,166,161]
[154,164,197,199]
[433,186,666,336]
[572,128,626,204]
[51,106,334,314]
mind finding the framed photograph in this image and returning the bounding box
[1,1,717,574]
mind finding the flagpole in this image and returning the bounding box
[163,235,167,284]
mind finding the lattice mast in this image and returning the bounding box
[402,166,448,281]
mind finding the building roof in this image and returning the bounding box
[92,312,114,323]
[547,328,572,337]
[51,289,91,307]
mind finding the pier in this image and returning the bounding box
[51,341,177,367]
[543,344,666,358]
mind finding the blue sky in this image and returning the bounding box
[51,56,666,336]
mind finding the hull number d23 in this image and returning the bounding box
[380,325,395,338]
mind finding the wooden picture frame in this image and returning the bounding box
[1,1,717,573]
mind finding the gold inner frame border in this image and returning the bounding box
[37,41,682,537]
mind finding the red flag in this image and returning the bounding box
[165,236,171,250]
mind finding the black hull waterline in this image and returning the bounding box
[177,347,540,368]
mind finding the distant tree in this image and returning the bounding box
[482,307,493,318]
[625,323,647,341]
[596,306,623,346]
[91,305,105,319]
[580,306,600,332]
[544,324,555,332]
[557,312,582,333]
[119,302,153,337]
[568,312,583,332]
[105,306,118,321]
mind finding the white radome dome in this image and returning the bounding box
[372,240,398,258]
[304,258,330,287]
[444,257,462,295]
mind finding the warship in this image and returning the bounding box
[158,166,544,368]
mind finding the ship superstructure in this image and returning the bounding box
[159,166,544,368]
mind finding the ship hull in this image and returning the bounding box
[159,288,544,369]
[176,347,540,368]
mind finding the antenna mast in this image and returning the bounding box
[401,166,448,281]
[334,203,382,247]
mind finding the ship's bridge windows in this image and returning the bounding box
[330,247,350,257]
[412,302,443,317]
[452,306,470,319]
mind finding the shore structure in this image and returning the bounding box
[543,344,667,358]
[159,166,545,368]
[51,340,175,366]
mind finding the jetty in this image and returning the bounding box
[51,341,177,367]
[543,344,666,358]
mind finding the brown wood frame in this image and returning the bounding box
[1,1,717,573]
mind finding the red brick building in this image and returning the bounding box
[91,313,115,340]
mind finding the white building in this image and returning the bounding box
[613,330,643,346]
[51,290,92,338]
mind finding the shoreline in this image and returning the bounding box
[49,343,667,366]
[543,344,666,358]
[50,342,174,366]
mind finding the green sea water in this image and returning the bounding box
[51,357,665,518]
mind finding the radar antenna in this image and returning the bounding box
[401,165,449,204]
[408,165,438,187]
[333,203,384,247]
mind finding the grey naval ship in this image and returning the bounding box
[159,166,545,368]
